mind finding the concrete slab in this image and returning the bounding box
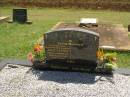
[113,68,130,76]
[0,59,130,76]
[53,22,130,51]
[0,16,9,22]
[0,59,32,71]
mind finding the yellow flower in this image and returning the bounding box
[97,49,104,59]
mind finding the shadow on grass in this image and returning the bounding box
[26,68,114,84]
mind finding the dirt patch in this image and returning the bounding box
[52,22,130,51]
[0,1,130,11]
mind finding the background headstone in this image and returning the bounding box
[13,8,27,23]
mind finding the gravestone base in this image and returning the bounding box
[33,59,97,71]
[8,20,32,24]
[33,60,113,74]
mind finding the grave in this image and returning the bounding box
[33,22,130,73]
[52,22,130,51]
[79,18,98,27]
[34,28,99,71]
[33,22,128,73]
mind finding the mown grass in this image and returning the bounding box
[117,52,130,68]
[0,7,130,68]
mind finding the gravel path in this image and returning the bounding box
[0,64,130,97]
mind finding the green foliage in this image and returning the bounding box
[104,63,118,70]
[117,52,130,68]
[105,52,117,58]
[34,51,45,61]
[104,51,130,69]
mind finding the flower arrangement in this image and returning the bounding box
[27,43,45,63]
[96,49,104,61]
[97,49,118,70]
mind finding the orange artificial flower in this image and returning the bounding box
[34,43,43,53]
[27,52,34,62]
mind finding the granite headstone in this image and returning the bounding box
[13,8,27,23]
[43,28,99,69]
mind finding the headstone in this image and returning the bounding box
[128,24,130,32]
[79,18,98,27]
[13,8,27,23]
[44,28,99,69]
[80,18,97,24]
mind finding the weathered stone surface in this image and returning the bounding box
[0,59,32,71]
[0,16,9,22]
[44,28,99,66]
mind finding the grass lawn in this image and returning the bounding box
[0,7,130,68]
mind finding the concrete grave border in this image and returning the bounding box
[0,16,9,22]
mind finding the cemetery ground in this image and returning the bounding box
[0,7,130,97]
[0,7,130,68]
